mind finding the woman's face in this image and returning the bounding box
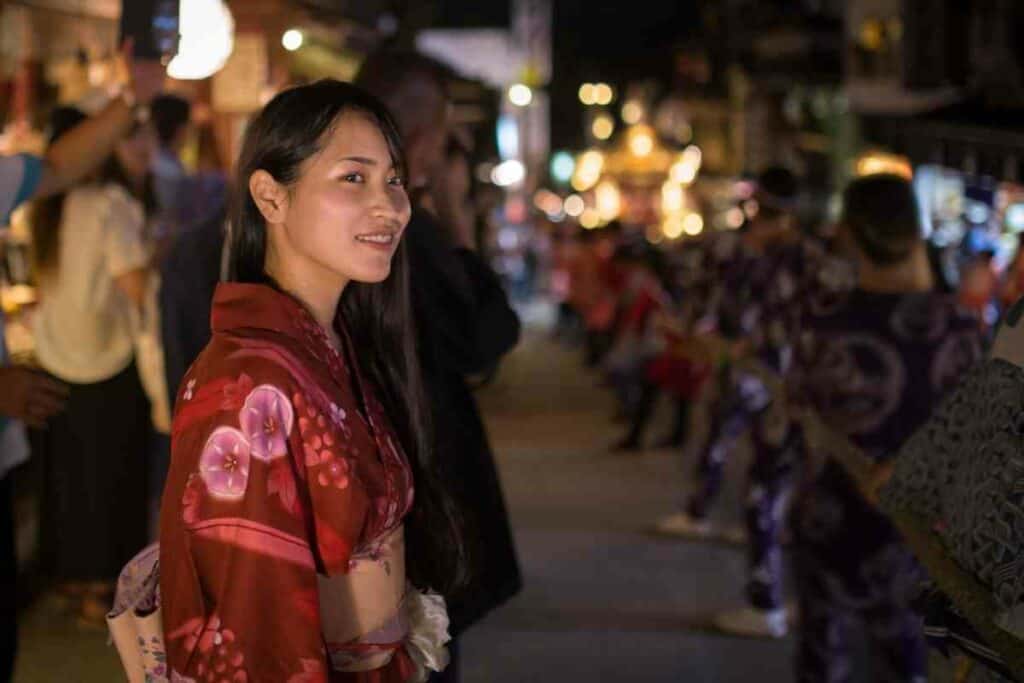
[115,124,156,183]
[269,110,411,288]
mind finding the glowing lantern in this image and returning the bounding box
[167,0,235,80]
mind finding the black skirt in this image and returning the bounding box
[39,361,151,583]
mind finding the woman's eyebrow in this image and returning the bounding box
[335,155,378,165]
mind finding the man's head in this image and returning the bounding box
[839,173,922,266]
[749,166,799,244]
[150,94,192,154]
[355,49,452,197]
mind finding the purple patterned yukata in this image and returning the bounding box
[686,234,849,611]
[791,289,982,682]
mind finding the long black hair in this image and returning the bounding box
[29,106,86,279]
[228,79,465,593]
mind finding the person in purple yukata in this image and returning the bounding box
[790,174,982,682]
[657,167,849,638]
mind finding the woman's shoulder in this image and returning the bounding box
[172,332,305,444]
[66,183,142,220]
[186,330,304,392]
[62,183,105,207]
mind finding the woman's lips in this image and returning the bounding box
[355,233,397,250]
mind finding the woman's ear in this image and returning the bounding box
[249,170,289,224]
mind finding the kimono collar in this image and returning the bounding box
[210,282,367,407]
[212,282,337,339]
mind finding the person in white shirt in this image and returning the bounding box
[0,48,163,681]
[28,106,157,627]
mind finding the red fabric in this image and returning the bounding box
[619,287,661,336]
[160,283,416,683]
[958,261,997,320]
[645,341,711,400]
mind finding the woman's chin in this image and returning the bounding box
[346,262,392,285]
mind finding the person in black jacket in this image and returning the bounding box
[159,208,226,409]
[356,50,523,681]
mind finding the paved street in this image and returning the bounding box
[15,323,795,682]
[459,326,794,682]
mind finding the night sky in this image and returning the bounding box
[550,0,705,149]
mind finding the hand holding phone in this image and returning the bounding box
[119,0,179,60]
[121,40,166,107]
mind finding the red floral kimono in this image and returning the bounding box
[159,283,417,682]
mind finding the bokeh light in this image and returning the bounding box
[508,84,533,107]
[592,113,615,140]
[282,29,304,51]
[563,194,586,217]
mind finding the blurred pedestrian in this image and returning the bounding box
[877,300,1024,682]
[158,206,226,412]
[0,47,163,681]
[150,115,228,528]
[357,50,523,681]
[605,242,679,451]
[29,107,156,625]
[959,248,999,335]
[656,167,848,639]
[790,174,982,681]
[149,94,192,239]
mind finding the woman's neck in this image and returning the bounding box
[856,246,934,294]
[265,252,347,349]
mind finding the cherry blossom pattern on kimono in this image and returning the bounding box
[195,383,295,501]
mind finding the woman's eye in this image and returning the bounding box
[341,173,364,183]
[388,176,406,187]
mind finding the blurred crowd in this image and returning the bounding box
[2,35,1024,683]
[552,166,1024,681]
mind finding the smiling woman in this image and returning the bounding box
[104,80,464,683]
[254,108,411,319]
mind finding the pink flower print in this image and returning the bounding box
[199,428,251,501]
[329,402,347,427]
[316,451,350,490]
[326,402,352,440]
[239,385,294,462]
[182,614,247,682]
[183,378,196,401]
